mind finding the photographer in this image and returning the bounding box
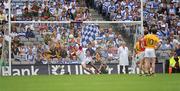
[169,53,180,73]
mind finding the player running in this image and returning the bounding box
[143,29,161,76]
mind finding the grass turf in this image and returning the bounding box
[0,74,180,91]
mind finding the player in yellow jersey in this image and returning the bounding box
[144,29,161,75]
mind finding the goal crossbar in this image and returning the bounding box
[11,21,142,24]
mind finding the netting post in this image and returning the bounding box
[141,0,144,34]
[8,0,12,76]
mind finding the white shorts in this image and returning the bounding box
[144,48,156,58]
[81,57,92,65]
[135,52,145,62]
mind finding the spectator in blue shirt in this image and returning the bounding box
[25,28,35,38]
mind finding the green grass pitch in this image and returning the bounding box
[0,74,180,91]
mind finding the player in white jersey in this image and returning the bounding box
[76,46,99,74]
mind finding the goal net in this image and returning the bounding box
[0,21,143,76]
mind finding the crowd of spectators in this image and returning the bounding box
[0,0,92,21]
[94,0,141,21]
[10,23,134,65]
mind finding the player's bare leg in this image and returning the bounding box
[144,58,151,75]
[140,58,145,74]
[81,64,93,74]
[138,58,145,75]
[88,62,100,74]
[150,58,156,75]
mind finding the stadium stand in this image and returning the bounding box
[8,0,93,21]
[94,0,141,21]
